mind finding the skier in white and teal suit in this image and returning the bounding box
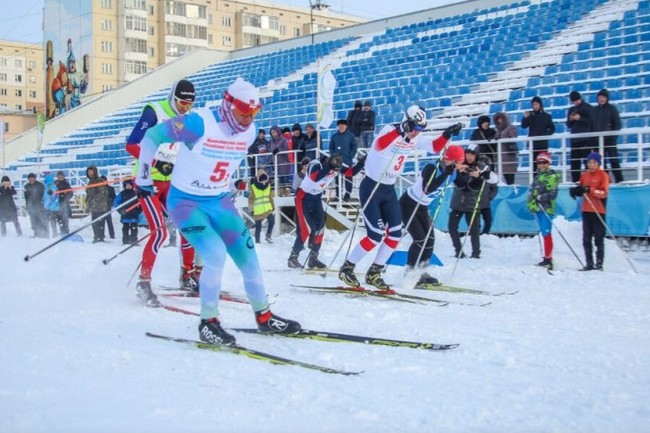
[135,77,301,345]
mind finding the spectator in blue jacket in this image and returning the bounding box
[114,179,141,244]
[329,119,357,202]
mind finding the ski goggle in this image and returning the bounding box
[174,97,194,108]
[224,91,262,116]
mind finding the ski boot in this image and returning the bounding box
[414,272,440,290]
[287,251,302,269]
[307,251,327,269]
[198,318,236,346]
[594,260,603,271]
[365,264,393,293]
[338,260,360,287]
[536,258,553,271]
[136,280,161,307]
[255,309,301,334]
[265,234,274,244]
[180,266,199,293]
[580,261,595,271]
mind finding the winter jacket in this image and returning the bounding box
[566,101,594,145]
[521,103,555,150]
[346,107,363,136]
[358,109,376,133]
[0,184,18,222]
[592,102,621,147]
[471,127,497,166]
[494,112,519,176]
[579,168,609,214]
[24,180,45,211]
[329,129,357,166]
[85,166,109,213]
[56,178,73,207]
[114,189,141,223]
[450,160,486,213]
[300,130,319,161]
[269,126,292,176]
[527,168,560,214]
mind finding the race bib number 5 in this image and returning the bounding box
[210,161,230,182]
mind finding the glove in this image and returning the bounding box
[397,120,416,135]
[329,154,343,171]
[583,185,590,193]
[356,153,367,167]
[154,160,174,176]
[137,185,155,198]
[234,179,247,191]
[272,147,280,155]
[444,163,456,174]
[47,189,53,195]
[569,185,585,199]
[443,122,464,139]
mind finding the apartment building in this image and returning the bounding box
[0,41,44,142]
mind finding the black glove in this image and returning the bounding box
[329,154,343,171]
[583,185,590,193]
[137,185,155,198]
[154,160,174,176]
[443,122,464,139]
[356,153,367,167]
[444,163,456,174]
[47,189,53,195]
[234,179,247,191]
[569,185,585,199]
[397,120,416,135]
[272,147,280,155]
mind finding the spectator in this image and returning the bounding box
[85,166,109,243]
[291,123,307,162]
[592,88,623,183]
[478,155,498,234]
[0,175,22,236]
[526,152,560,270]
[114,179,141,245]
[328,119,357,202]
[100,176,116,240]
[569,152,609,271]
[493,112,519,185]
[248,169,275,244]
[23,173,48,238]
[566,90,594,182]
[521,96,555,166]
[247,129,271,178]
[55,171,72,235]
[346,100,363,143]
[448,145,496,259]
[358,100,376,149]
[43,173,61,237]
[471,115,497,172]
[301,124,319,161]
[269,125,291,193]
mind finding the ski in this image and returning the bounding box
[157,286,249,304]
[161,304,199,316]
[415,284,518,297]
[145,332,362,376]
[291,284,444,305]
[230,328,459,351]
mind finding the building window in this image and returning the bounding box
[126,15,147,32]
[29,76,36,84]
[101,41,113,53]
[14,74,22,83]
[222,16,231,27]
[165,0,186,16]
[27,60,36,71]
[148,47,155,57]
[280,24,286,35]
[149,26,155,36]
[101,63,113,74]
[29,90,37,98]
[0,58,6,67]
[165,42,189,57]
[15,89,22,97]
[101,19,113,31]
[102,84,114,92]
[268,16,280,31]
[101,0,112,9]
[208,14,213,24]
[208,34,213,44]
[15,59,23,68]
[186,4,206,19]
[126,38,147,54]
[149,5,154,15]
[0,89,6,96]
[242,13,261,27]
[222,36,232,46]
[15,104,22,111]
[187,25,207,39]
[125,0,146,10]
[293,28,301,37]
[0,73,7,81]
[125,60,147,75]
[243,33,261,47]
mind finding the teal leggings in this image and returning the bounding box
[167,187,268,319]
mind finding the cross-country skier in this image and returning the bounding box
[135,77,301,345]
[338,104,463,290]
[125,79,201,306]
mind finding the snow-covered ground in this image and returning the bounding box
[1,215,648,433]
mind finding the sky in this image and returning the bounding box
[0,0,464,44]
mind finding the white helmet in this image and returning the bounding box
[404,105,427,129]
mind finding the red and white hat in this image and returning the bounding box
[536,152,552,164]
[443,145,465,164]
[223,77,262,116]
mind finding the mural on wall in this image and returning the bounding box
[43,0,92,120]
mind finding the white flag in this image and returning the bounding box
[317,63,336,129]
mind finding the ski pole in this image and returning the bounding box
[102,232,150,265]
[582,193,638,273]
[126,260,142,288]
[24,195,138,262]
[538,205,584,268]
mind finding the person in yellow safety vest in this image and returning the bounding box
[125,79,201,306]
[248,169,275,244]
